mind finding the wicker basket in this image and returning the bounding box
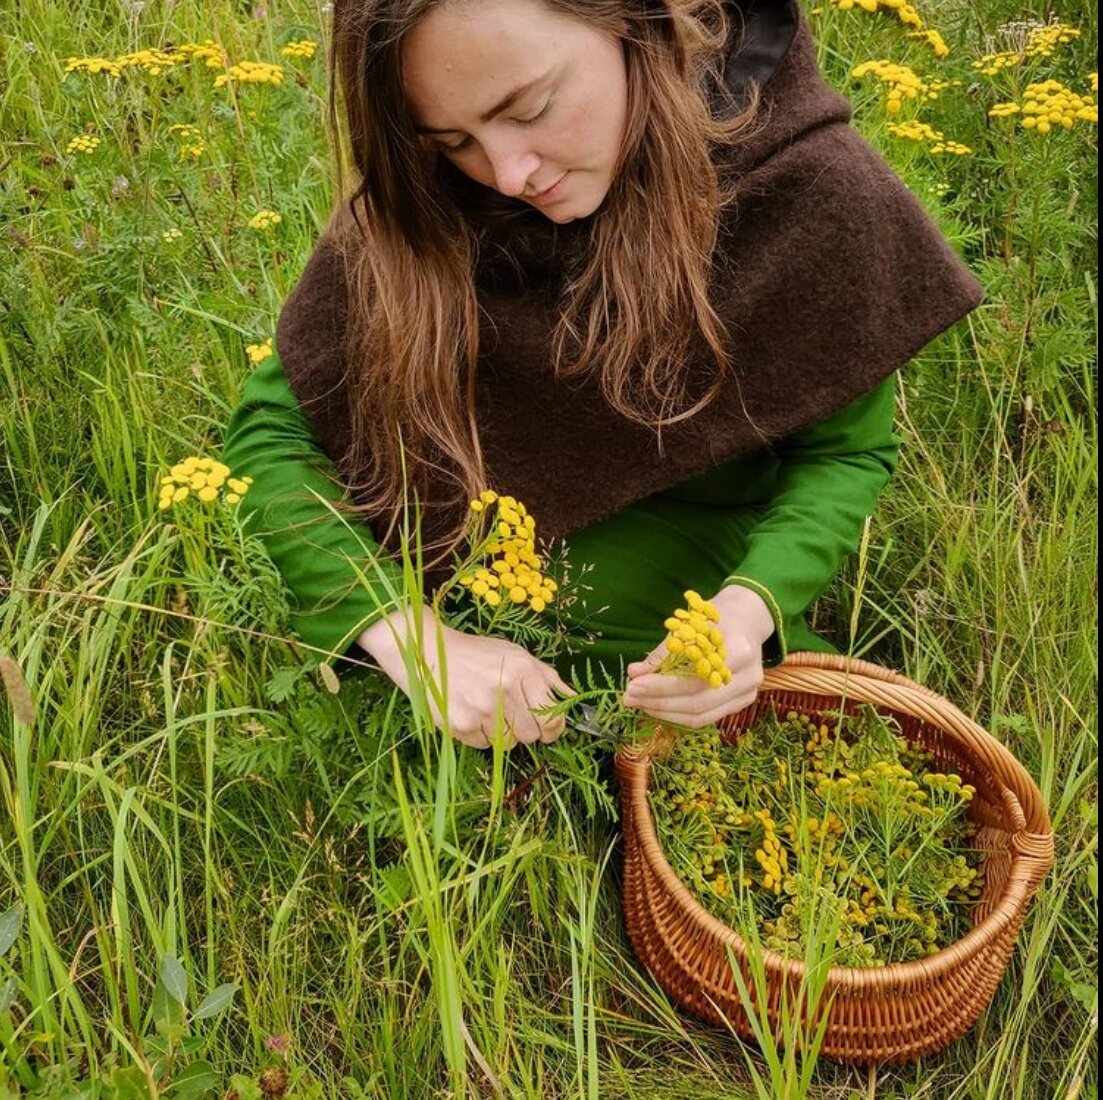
[614,651,1054,1065]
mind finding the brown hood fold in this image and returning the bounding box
[275,0,984,569]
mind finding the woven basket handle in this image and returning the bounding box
[760,652,1052,842]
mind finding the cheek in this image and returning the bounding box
[555,102,613,167]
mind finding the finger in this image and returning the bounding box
[453,725,492,750]
[544,668,577,698]
[637,690,760,729]
[623,671,712,704]
[624,661,760,707]
[510,684,549,745]
[626,646,665,679]
[539,712,567,744]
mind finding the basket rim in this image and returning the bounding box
[614,652,1055,992]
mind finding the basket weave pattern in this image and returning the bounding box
[614,652,1054,1065]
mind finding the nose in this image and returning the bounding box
[482,136,541,198]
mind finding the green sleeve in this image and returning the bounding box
[723,374,902,667]
[221,351,407,658]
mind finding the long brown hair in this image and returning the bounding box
[327,0,762,563]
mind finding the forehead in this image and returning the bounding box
[401,0,575,126]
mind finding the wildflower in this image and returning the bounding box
[175,40,227,69]
[64,56,123,77]
[907,29,950,59]
[851,59,929,114]
[929,139,971,155]
[119,48,180,75]
[162,228,184,242]
[887,120,943,143]
[657,590,732,688]
[1090,73,1098,95]
[279,38,318,60]
[831,0,924,32]
[992,81,1098,133]
[158,455,252,510]
[889,119,972,155]
[246,340,273,363]
[973,21,1082,76]
[460,492,556,614]
[167,123,206,161]
[213,60,284,88]
[248,210,282,231]
[66,135,101,155]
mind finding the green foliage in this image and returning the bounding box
[0,1,1096,1097]
[650,705,983,967]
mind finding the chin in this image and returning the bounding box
[546,190,606,224]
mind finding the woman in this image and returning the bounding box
[223,0,983,749]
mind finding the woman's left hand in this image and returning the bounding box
[622,584,776,728]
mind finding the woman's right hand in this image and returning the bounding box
[357,604,574,749]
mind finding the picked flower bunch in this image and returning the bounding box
[659,590,733,688]
[649,703,985,968]
[433,489,576,668]
[457,491,558,614]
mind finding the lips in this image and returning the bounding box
[529,172,568,203]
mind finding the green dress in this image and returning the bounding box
[222,352,901,679]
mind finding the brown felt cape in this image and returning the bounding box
[275,0,984,562]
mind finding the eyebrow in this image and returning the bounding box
[414,74,549,136]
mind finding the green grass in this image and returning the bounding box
[0,1,1097,1097]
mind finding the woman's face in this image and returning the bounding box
[402,0,630,224]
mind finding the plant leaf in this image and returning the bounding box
[0,976,18,1013]
[0,905,23,958]
[166,1059,219,1098]
[159,953,189,1006]
[193,982,239,1020]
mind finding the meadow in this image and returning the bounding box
[0,0,1097,1096]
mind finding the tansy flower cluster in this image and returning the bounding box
[246,340,273,364]
[174,41,227,69]
[159,456,253,510]
[168,123,206,161]
[247,210,282,231]
[649,704,984,967]
[65,44,226,79]
[660,590,732,689]
[162,228,184,242]
[887,120,972,154]
[973,22,1082,76]
[906,28,950,59]
[830,0,922,32]
[66,134,101,155]
[279,39,318,60]
[213,60,284,88]
[752,807,788,894]
[459,492,557,613]
[851,60,929,114]
[64,57,123,77]
[989,80,1098,133]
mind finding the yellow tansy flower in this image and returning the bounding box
[247,210,282,232]
[246,340,273,364]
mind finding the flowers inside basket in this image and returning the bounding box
[613,652,1055,1065]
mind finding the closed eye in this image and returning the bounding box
[518,98,552,125]
[437,98,552,154]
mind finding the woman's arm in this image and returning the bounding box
[222,351,408,658]
[625,373,901,725]
[721,372,902,666]
[222,352,574,746]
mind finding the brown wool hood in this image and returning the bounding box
[276,0,985,564]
